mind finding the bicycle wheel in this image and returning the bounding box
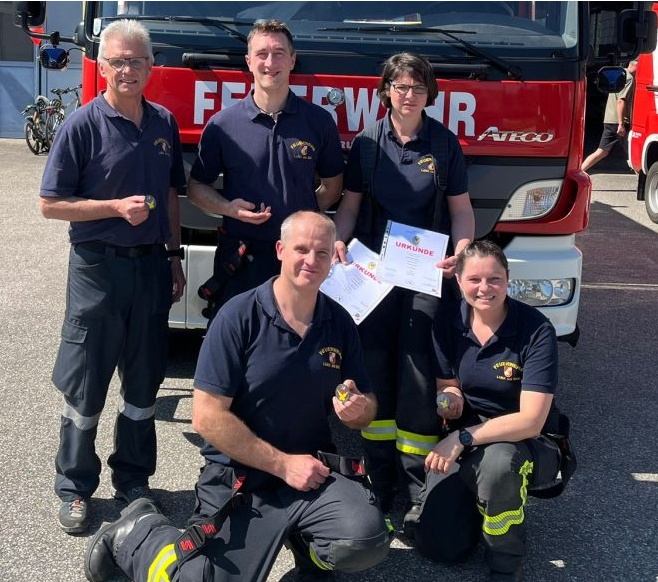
[46,111,66,148]
[24,121,42,155]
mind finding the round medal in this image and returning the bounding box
[436,393,450,410]
[335,383,351,403]
[144,195,157,210]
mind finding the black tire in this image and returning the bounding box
[46,111,65,148]
[24,121,41,155]
[644,161,658,223]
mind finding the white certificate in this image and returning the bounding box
[376,220,449,297]
[320,239,394,324]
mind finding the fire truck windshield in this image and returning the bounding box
[97,1,580,57]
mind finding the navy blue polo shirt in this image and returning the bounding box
[345,112,468,246]
[432,298,559,426]
[40,93,185,245]
[190,91,344,242]
[194,277,372,466]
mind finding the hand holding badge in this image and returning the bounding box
[436,393,450,410]
[144,194,157,210]
[335,383,351,403]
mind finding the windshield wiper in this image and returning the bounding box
[101,15,253,43]
[318,26,521,80]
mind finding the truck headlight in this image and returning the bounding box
[499,180,562,221]
[507,278,575,307]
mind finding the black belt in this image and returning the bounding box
[74,241,165,258]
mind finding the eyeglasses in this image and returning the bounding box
[102,56,150,71]
[389,82,429,95]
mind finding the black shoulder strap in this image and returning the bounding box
[359,118,385,198]
[428,118,450,230]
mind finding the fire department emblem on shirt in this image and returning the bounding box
[154,138,172,156]
[418,156,435,173]
[290,140,316,160]
[320,347,342,369]
[494,361,523,381]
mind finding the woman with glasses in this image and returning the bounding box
[333,53,474,530]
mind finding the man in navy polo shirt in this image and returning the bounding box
[83,211,390,582]
[187,19,344,320]
[39,19,185,534]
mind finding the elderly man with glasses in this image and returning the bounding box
[39,19,185,533]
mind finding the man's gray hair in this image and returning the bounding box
[280,211,336,243]
[99,19,154,62]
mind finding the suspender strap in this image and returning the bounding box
[360,119,384,198]
[316,451,369,481]
[429,119,450,231]
[173,480,247,565]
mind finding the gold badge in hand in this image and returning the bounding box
[335,383,351,403]
[436,393,450,410]
[144,195,157,210]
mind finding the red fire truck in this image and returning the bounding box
[15,2,655,337]
[629,3,658,224]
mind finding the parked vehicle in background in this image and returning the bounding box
[20,94,50,155]
[15,1,656,336]
[629,3,658,223]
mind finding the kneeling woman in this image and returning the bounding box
[416,241,563,582]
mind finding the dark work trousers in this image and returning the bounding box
[358,280,459,505]
[53,244,171,501]
[115,464,391,582]
[415,436,561,574]
[209,240,279,323]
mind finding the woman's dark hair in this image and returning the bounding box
[377,52,439,108]
[455,240,509,276]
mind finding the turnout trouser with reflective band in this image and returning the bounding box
[115,462,390,582]
[415,438,561,573]
[53,244,171,500]
[359,285,456,501]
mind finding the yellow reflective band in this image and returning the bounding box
[147,544,177,582]
[384,517,394,533]
[479,460,534,536]
[361,419,397,441]
[309,546,333,571]
[396,428,439,456]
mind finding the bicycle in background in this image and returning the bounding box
[45,84,82,147]
[20,95,50,155]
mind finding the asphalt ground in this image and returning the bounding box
[0,136,657,581]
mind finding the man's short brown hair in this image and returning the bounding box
[247,20,295,53]
[377,52,439,109]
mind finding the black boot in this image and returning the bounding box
[84,498,162,582]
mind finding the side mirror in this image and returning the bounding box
[596,66,627,94]
[39,46,70,70]
[72,21,85,47]
[13,1,45,27]
[619,9,658,56]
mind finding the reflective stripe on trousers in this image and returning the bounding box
[478,460,534,536]
[147,544,177,582]
[361,419,396,441]
[396,428,439,456]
